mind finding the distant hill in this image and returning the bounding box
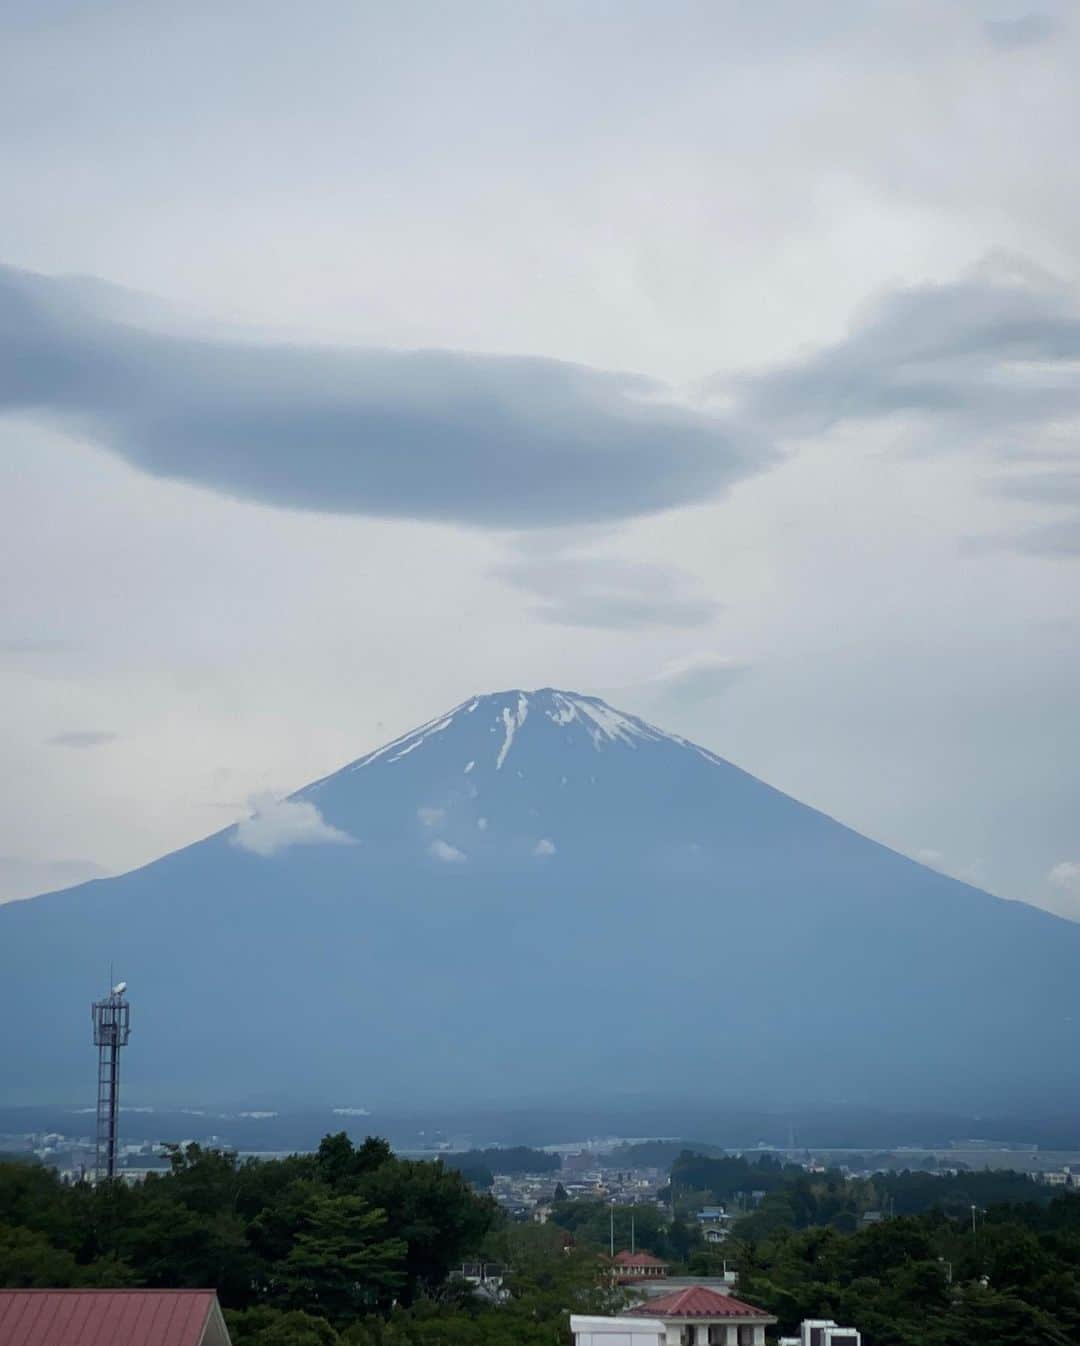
[2,688,1078,1113]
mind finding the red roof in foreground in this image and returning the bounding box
[632,1286,774,1319]
[0,1290,221,1346]
[613,1250,669,1267]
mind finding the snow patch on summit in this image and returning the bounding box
[495,693,529,770]
[544,691,659,749]
[310,687,724,790]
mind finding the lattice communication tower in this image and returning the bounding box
[91,981,130,1182]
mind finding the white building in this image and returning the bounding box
[572,1315,666,1346]
[622,1286,776,1346]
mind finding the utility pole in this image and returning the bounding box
[610,1202,615,1257]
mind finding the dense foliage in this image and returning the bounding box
[0,1137,627,1346]
[669,1149,1078,1345]
[736,1199,1080,1346]
[4,1138,1079,1345]
[670,1151,1048,1230]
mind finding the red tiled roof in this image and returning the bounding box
[613,1250,669,1267]
[632,1286,774,1319]
[0,1290,221,1346]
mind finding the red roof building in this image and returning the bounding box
[0,1290,232,1346]
[612,1250,670,1280]
[623,1285,776,1346]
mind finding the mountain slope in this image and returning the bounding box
[2,688,1077,1112]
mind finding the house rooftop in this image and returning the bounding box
[628,1286,775,1321]
[613,1250,669,1267]
[0,1289,229,1346]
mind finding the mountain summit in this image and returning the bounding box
[3,688,1078,1111]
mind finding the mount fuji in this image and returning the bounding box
[2,688,1078,1113]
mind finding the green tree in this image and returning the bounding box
[229,1306,341,1346]
[0,1223,81,1287]
[356,1158,496,1301]
[925,1285,1072,1346]
[282,1195,406,1321]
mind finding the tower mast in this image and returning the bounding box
[91,980,130,1182]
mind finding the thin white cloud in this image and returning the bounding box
[232,792,354,858]
[533,838,556,857]
[417,806,445,828]
[494,538,721,630]
[429,838,467,863]
[1049,861,1080,892]
[646,653,749,702]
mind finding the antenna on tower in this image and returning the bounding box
[91,979,131,1183]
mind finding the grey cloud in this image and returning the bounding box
[996,517,1080,556]
[0,638,67,656]
[974,471,1080,556]
[724,258,1080,438]
[494,551,720,630]
[534,593,718,630]
[992,470,1080,505]
[983,14,1062,48]
[48,730,118,748]
[0,264,767,529]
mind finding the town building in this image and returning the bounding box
[613,1250,671,1281]
[779,1320,861,1346]
[629,1274,739,1305]
[1039,1167,1078,1188]
[458,1262,509,1304]
[622,1285,776,1346]
[0,1289,232,1346]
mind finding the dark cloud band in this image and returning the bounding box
[0,264,766,529]
[720,259,1080,438]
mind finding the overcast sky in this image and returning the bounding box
[1,0,1078,916]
